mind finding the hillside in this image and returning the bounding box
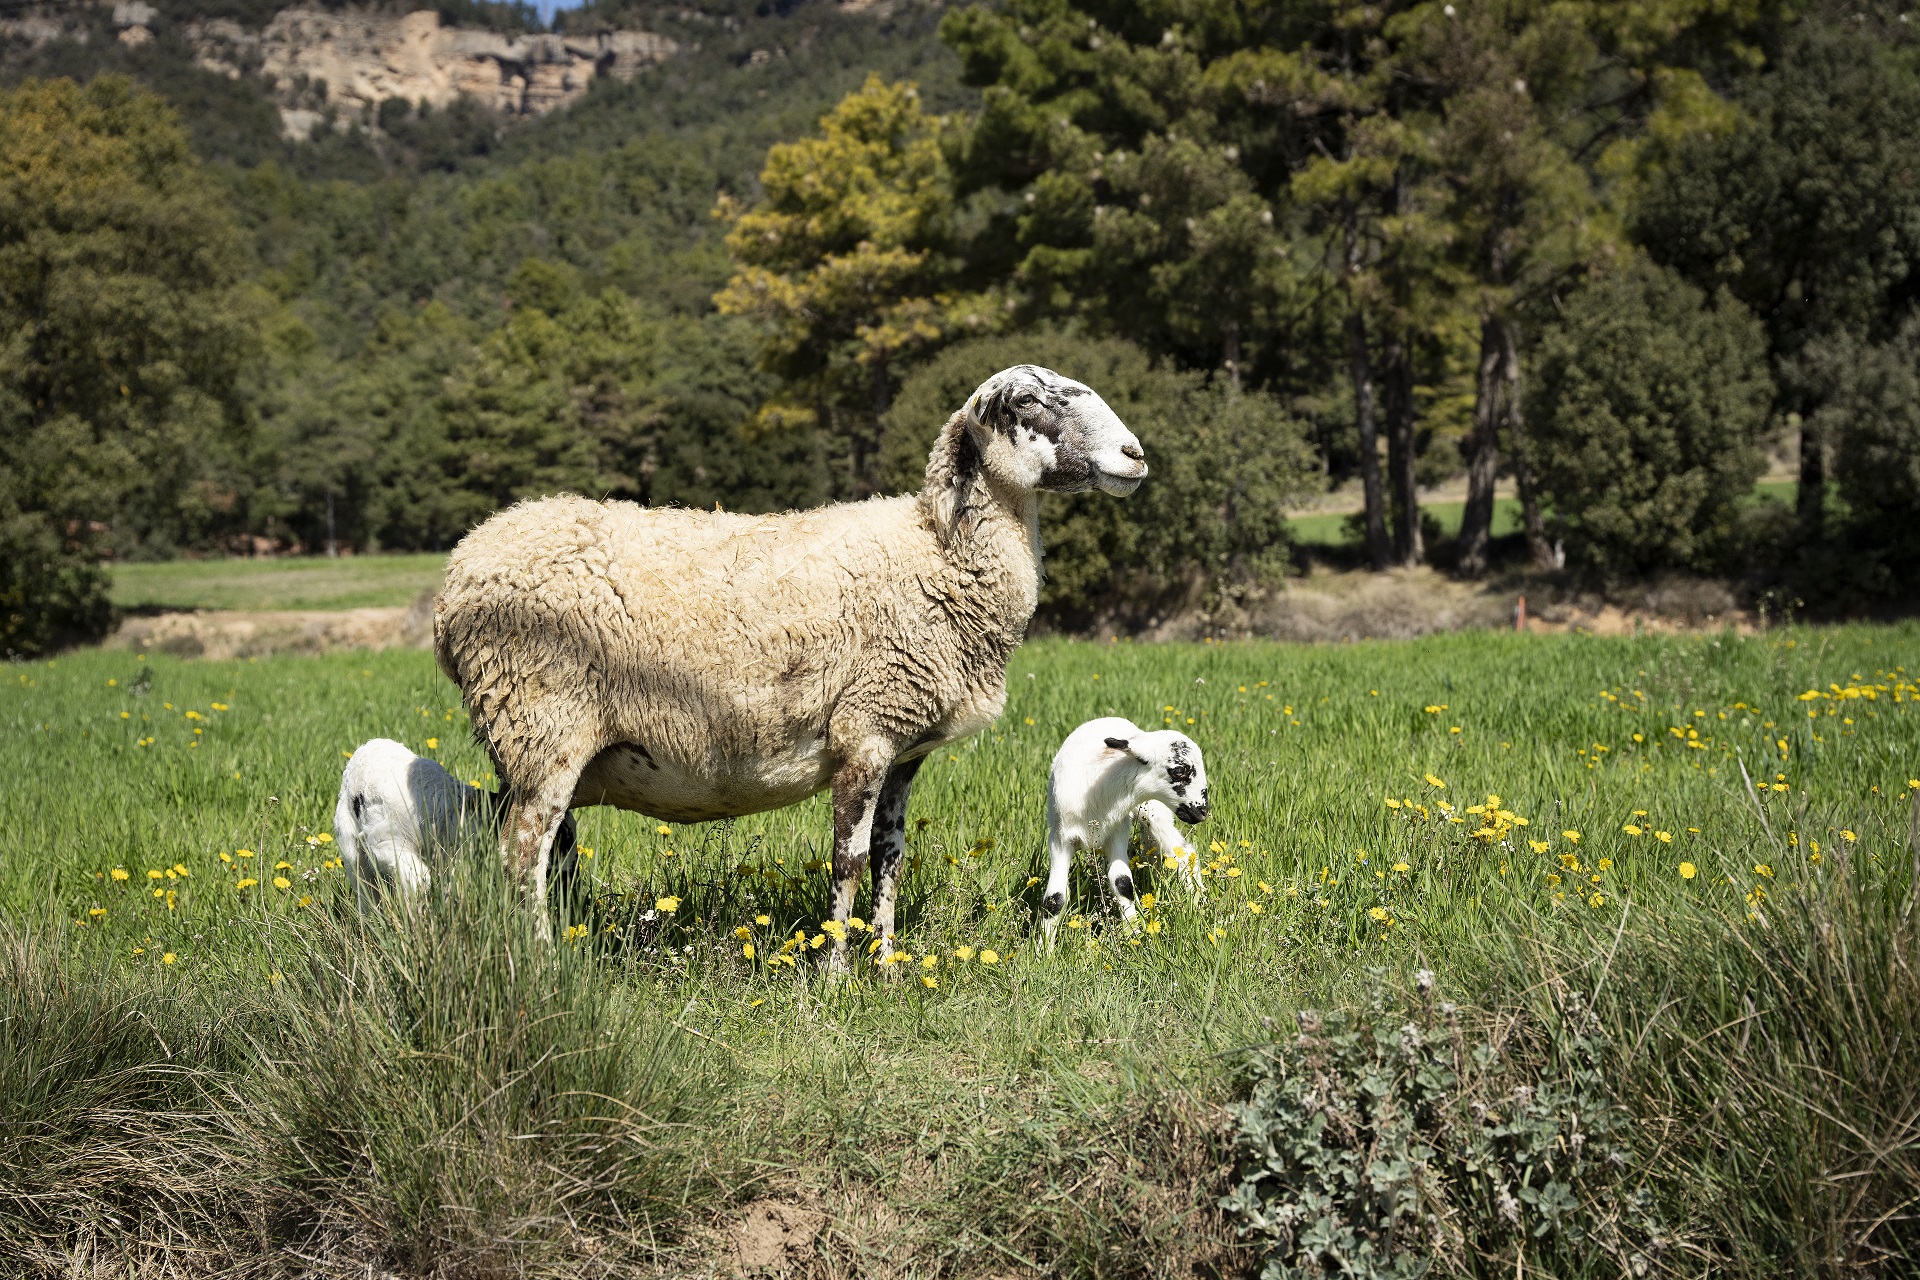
[0,0,970,559]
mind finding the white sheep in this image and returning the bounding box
[333,738,576,911]
[1040,717,1210,942]
[434,365,1147,968]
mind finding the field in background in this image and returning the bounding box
[3,628,1917,1274]
[1286,480,1799,550]
[109,553,448,613]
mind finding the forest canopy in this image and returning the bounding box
[1,0,1917,653]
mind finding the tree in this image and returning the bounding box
[0,76,251,653]
[1636,23,1920,535]
[1526,259,1771,577]
[714,75,967,498]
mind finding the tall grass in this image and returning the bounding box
[3,627,1917,1273]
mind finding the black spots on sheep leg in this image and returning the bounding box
[866,756,924,954]
[829,759,890,974]
[1113,874,1135,901]
[1042,891,1065,916]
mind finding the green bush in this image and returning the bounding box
[1221,981,1653,1278]
[0,507,110,660]
[1527,261,1772,578]
[1796,316,1920,584]
[882,332,1315,624]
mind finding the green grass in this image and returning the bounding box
[4,629,1918,1274]
[1288,496,1528,547]
[108,553,448,612]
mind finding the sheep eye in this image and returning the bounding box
[1014,392,1038,410]
[1168,764,1193,784]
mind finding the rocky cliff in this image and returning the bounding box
[2,3,677,139]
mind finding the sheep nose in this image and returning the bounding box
[1120,443,1144,462]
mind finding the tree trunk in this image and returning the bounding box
[1500,322,1556,570]
[1457,316,1504,579]
[1347,309,1391,572]
[1383,330,1422,567]
[1796,413,1825,533]
[1223,320,1242,394]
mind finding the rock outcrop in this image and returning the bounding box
[188,7,676,136]
[0,3,675,138]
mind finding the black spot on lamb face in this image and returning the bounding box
[1114,874,1135,900]
[350,793,364,822]
[1042,890,1065,915]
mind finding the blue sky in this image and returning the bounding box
[535,0,591,25]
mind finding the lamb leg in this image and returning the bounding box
[865,756,924,964]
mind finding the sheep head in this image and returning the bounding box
[963,365,1147,497]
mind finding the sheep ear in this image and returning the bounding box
[1103,737,1131,752]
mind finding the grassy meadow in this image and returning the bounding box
[109,553,449,613]
[4,627,1919,1275]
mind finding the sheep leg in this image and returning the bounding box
[827,755,890,976]
[865,756,924,964]
[1103,826,1140,924]
[1038,832,1075,949]
[500,763,586,919]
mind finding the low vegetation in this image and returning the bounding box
[4,625,1917,1274]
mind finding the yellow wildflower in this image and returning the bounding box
[1562,830,1580,843]
[273,876,291,890]
[1368,907,1389,922]
[980,949,1000,964]
[236,878,258,889]
[1679,863,1697,880]
[656,896,680,913]
[110,868,128,882]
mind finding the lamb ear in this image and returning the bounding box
[1103,736,1131,752]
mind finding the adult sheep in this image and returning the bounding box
[434,365,1147,970]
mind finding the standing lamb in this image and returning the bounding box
[434,365,1147,969]
[334,738,577,911]
[1041,717,1210,943]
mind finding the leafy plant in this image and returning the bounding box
[1222,978,1654,1277]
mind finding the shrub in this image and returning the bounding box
[0,499,109,659]
[1526,260,1772,578]
[1221,980,1655,1277]
[1792,314,1920,592]
[882,332,1315,624]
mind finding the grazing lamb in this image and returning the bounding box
[334,738,576,911]
[434,365,1147,969]
[1041,717,1210,942]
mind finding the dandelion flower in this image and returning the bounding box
[1026,875,1041,887]
[1655,831,1673,843]
[1562,830,1580,843]
[1754,863,1774,878]
[755,914,770,926]
[1841,830,1858,843]
[1623,824,1643,836]
[88,907,106,919]
[656,896,680,913]
[809,934,824,949]
[954,946,974,961]
[821,920,846,941]
[1425,774,1446,788]
[1144,920,1162,935]
[1368,907,1389,922]
[980,949,1001,964]
[1385,798,1402,809]
[1589,894,1605,908]
[1393,861,1410,873]
[110,868,128,882]
[1679,863,1697,880]
[743,943,755,959]
[923,975,938,988]
[147,870,164,881]
[162,953,176,965]
[236,877,258,889]
[734,926,752,940]
[274,860,292,871]
[656,824,672,835]
[273,876,291,890]
[1529,840,1550,854]
[1597,858,1613,871]
[1248,902,1264,914]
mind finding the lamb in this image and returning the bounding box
[1040,717,1210,942]
[333,738,577,911]
[433,365,1147,969]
